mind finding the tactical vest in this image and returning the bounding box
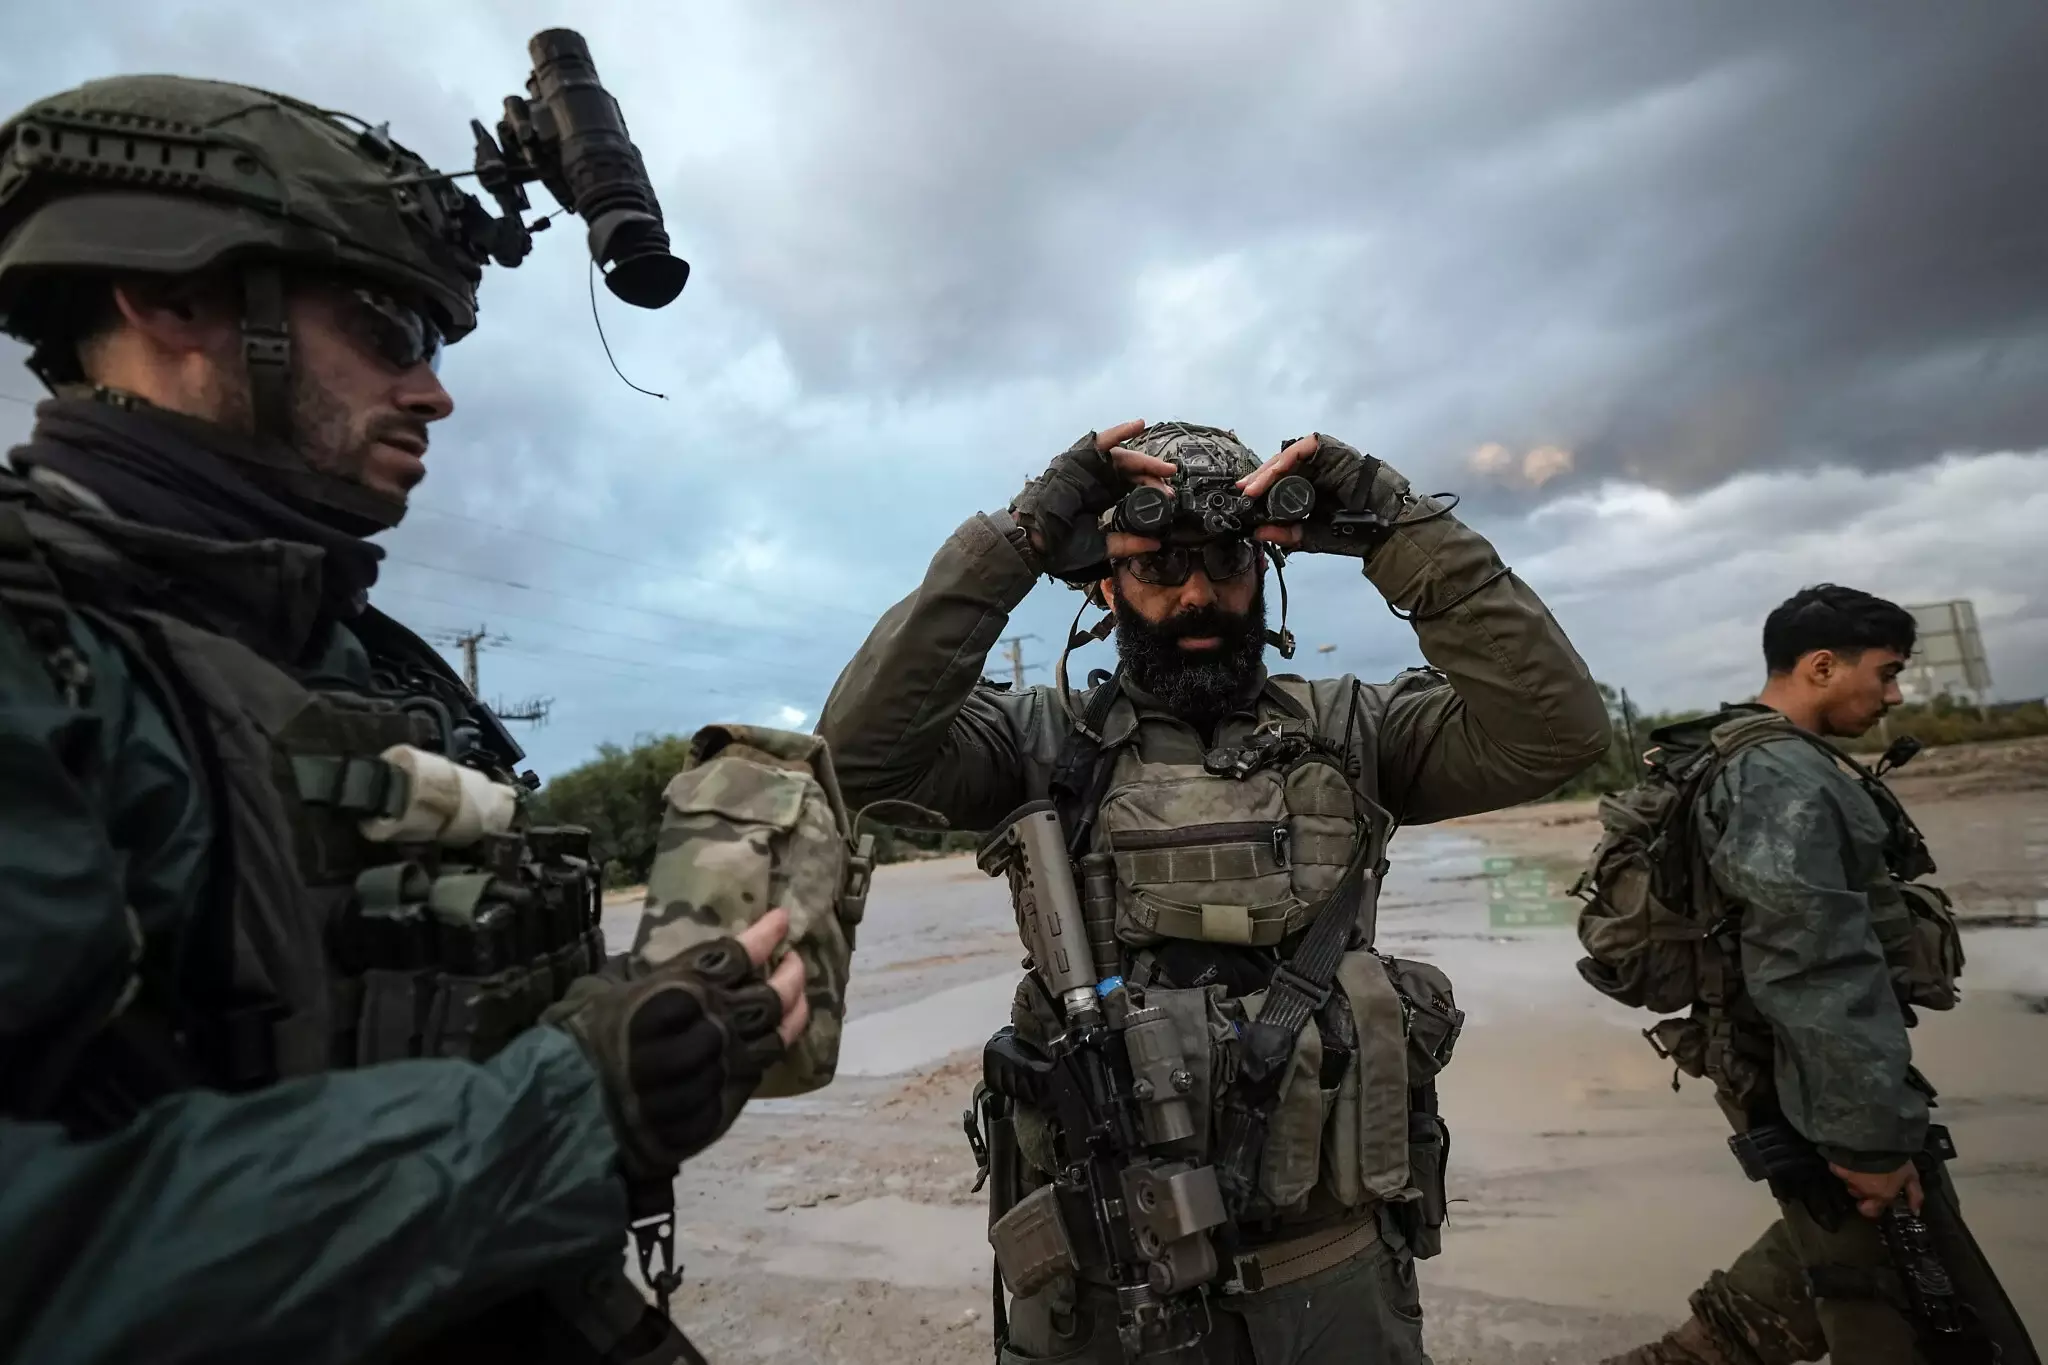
[0,478,605,1128]
[1003,673,1457,1245]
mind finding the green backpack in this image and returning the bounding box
[1574,708,1966,1029]
[1572,710,1796,1016]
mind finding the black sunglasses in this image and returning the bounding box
[335,286,443,373]
[1115,539,1259,587]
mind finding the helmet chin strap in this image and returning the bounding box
[231,263,406,534]
[240,263,294,443]
[1264,544,1296,659]
[1055,588,1117,724]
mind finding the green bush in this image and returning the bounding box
[1845,698,2048,752]
[527,733,694,886]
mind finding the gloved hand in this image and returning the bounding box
[1239,433,1411,558]
[548,908,809,1177]
[1009,419,1175,583]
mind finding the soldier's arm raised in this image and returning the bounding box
[817,509,1045,829]
[1244,434,1608,822]
[1365,490,1610,823]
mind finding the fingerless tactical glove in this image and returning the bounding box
[1008,431,1124,583]
[548,936,786,1178]
[1285,433,1411,559]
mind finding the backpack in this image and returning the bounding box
[1572,710,1796,1016]
[633,724,875,1097]
[1574,708,1965,1025]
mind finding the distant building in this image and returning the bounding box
[1900,599,1993,703]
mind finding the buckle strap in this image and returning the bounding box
[1222,1214,1379,1296]
[0,502,93,707]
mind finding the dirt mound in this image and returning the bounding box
[1885,735,2048,799]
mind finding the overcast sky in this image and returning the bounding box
[5,2,2046,776]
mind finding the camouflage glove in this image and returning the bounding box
[547,938,786,1178]
[1283,433,1411,559]
[1008,431,1124,583]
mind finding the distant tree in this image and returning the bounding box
[527,733,695,886]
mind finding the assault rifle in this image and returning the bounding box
[1729,1121,1999,1364]
[974,802,1225,1364]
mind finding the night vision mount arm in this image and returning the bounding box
[468,28,690,310]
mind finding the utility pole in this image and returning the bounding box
[999,633,1041,690]
[430,626,553,726]
[445,625,497,696]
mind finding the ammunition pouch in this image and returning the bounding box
[1394,1092,1450,1260]
[343,829,606,1066]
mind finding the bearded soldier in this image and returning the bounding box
[0,54,813,1365]
[818,420,1609,1364]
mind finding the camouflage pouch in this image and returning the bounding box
[635,724,873,1097]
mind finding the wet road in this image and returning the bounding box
[624,805,2048,1362]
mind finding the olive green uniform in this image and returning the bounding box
[818,499,1610,1364]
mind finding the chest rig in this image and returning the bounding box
[0,483,604,1131]
[973,666,1458,1321]
[1053,670,1389,968]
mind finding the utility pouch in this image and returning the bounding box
[1322,949,1412,1207]
[1397,1102,1450,1260]
[1895,882,1964,1012]
[989,1184,1079,1299]
[1644,1016,1711,1080]
[636,725,868,1097]
[356,967,434,1064]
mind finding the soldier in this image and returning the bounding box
[0,67,809,1364]
[817,420,1610,1363]
[1587,585,2038,1365]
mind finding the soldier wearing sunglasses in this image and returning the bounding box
[819,419,1610,1365]
[0,74,806,1364]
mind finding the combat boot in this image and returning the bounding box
[1598,1315,1742,1365]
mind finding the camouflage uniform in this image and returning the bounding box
[817,437,1610,1365]
[1620,707,2001,1365]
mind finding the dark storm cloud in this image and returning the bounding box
[4,1,2046,767]
[660,1,2048,486]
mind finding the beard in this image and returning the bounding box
[1112,575,1268,722]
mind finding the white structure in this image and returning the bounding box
[1899,599,1993,703]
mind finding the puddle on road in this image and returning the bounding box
[836,973,1016,1077]
[760,1195,988,1289]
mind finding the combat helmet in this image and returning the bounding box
[1124,421,1261,488]
[0,76,491,528]
[1056,419,1298,710]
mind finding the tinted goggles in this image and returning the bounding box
[337,287,443,372]
[1115,538,1259,587]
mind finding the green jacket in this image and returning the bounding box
[0,518,625,1363]
[818,502,1610,860]
[1693,711,1929,1172]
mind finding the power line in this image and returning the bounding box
[383,553,843,646]
[0,391,38,408]
[376,585,811,676]
[405,504,876,620]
